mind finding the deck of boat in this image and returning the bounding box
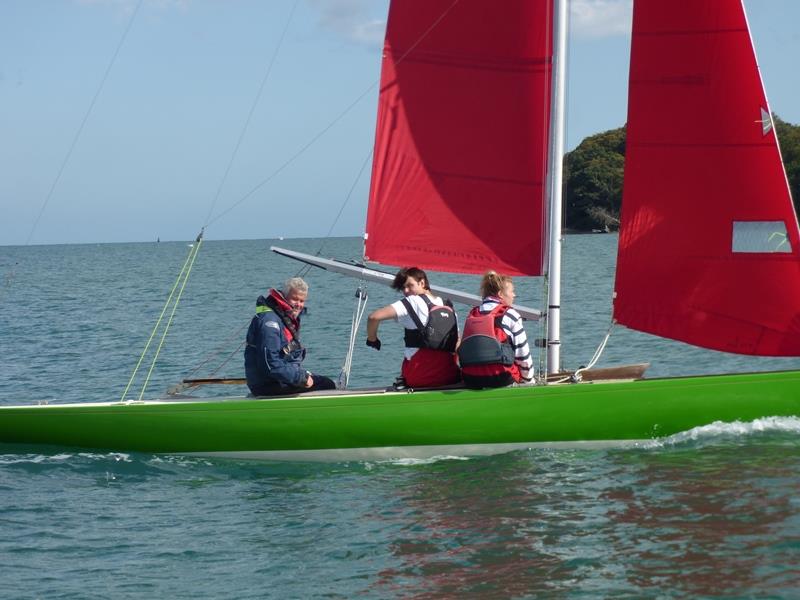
[163,363,651,402]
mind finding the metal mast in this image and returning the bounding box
[545,0,568,375]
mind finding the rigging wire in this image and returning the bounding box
[308,1,462,261]
[281,4,465,384]
[201,339,247,380]
[128,3,298,394]
[182,321,249,382]
[177,339,248,397]
[206,0,462,230]
[294,146,374,279]
[314,147,374,257]
[205,82,379,229]
[2,0,142,304]
[136,232,205,401]
[288,3,465,382]
[120,231,203,402]
[129,1,463,391]
[339,286,370,389]
[201,0,299,229]
[24,0,143,247]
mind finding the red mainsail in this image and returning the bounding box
[614,0,800,355]
[364,0,553,276]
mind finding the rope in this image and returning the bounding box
[137,234,204,400]
[120,231,204,402]
[183,321,249,381]
[204,339,247,379]
[176,324,248,396]
[572,320,615,381]
[338,286,369,389]
[549,319,616,385]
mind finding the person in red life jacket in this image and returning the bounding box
[366,267,460,389]
[244,277,336,396]
[458,271,534,389]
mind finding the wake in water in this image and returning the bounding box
[0,451,132,466]
[374,416,800,466]
[2,417,800,469]
[371,455,473,468]
[638,416,800,450]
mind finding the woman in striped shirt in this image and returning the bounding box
[458,271,534,388]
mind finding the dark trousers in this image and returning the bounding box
[248,373,337,397]
[462,371,515,390]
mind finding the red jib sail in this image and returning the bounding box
[364,0,553,276]
[614,0,800,355]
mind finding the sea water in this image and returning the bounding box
[1,236,799,598]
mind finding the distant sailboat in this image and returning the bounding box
[1,0,799,461]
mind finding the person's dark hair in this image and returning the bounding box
[391,267,429,291]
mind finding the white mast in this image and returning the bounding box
[545,0,568,375]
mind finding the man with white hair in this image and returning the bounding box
[244,277,336,396]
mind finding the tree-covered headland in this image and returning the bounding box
[563,116,800,232]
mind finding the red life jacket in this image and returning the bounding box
[266,289,303,353]
[458,304,519,380]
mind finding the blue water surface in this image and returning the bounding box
[1,236,799,598]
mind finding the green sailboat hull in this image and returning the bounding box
[1,370,799,461]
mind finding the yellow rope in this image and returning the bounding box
[137,236,204,400]
[120,234,203,402]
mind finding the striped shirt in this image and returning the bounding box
[477,296,534,382]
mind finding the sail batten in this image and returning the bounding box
[364,0,553,276]
[614,0,800,356]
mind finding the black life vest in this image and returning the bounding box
[458,304,515,369]
[401,295,458,352]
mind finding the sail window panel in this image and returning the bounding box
[732,221,791,253]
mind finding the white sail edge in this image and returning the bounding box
[270,246,542,321]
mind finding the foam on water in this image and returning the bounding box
[640,416,800,449]
[0,451,132,466]
[374,455,473,467]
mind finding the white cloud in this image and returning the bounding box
[307,0,386,48]
[570,0,632,39]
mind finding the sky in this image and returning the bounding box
[1,0,799,246]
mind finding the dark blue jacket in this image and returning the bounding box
[244,295,306,393]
